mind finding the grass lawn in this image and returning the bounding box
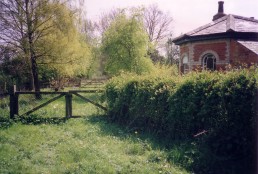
[0,93,189,174]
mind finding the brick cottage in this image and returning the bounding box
[173,1,258,74]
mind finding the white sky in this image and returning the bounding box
[84,0,258,37]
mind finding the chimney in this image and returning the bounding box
[218,1,224,13]
[213,1,226,21]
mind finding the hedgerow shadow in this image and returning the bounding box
[86,114,159,144]
[86,111,256,174]
[86,114,195,170]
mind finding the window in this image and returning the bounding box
[182,56,189,73]
[202,53,216,71]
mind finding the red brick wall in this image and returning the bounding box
[180,44,189,57]
[216,64,227,71]
[193,42,227,61]
[178,39,258,74]
[192,64,226,71]
[230,40,258,66]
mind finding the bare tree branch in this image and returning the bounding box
[143,4,173,45]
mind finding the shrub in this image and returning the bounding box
[104,69,257,173]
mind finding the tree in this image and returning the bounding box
[143,4,173,45]
[97,9,123,35]
[101,13,154,75]
[0,0,54,93]
[95,5,173,65]
[38,3,92,78]
[143,4,174,64]
[96,5,173,46]
[0,0,92,92]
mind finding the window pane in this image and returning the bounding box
[207,57,214,70]
[182,56,188,64]
[203,54,216,71]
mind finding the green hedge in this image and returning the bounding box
[104,70,257,173]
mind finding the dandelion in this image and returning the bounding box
[53,104,58,109]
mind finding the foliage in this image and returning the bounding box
[147,48,166,64]
[101,13,154,76]
[104,69,257,174]
[37,3,92,78]
[0,1,92,91]
[0,57,31,90]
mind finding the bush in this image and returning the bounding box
[104,69,257,174]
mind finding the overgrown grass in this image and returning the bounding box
[0,95,9,119]
[0,94,188,174]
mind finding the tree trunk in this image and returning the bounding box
[26,0,41,99]
[31,56,40,89]
[29,39,41,99]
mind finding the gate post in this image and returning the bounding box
[9,85,18,119]
[65,93,72,118]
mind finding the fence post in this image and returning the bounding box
[65,93,72,118]
[9,85,19,119]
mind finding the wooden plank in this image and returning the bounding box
[20,94,65,116]
[72,92,107,111]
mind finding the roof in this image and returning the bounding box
[173,14,258,45]
[238,41,258,55]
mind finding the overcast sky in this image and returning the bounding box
[84,0,258,37]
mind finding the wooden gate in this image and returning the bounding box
[9,86,106,119]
